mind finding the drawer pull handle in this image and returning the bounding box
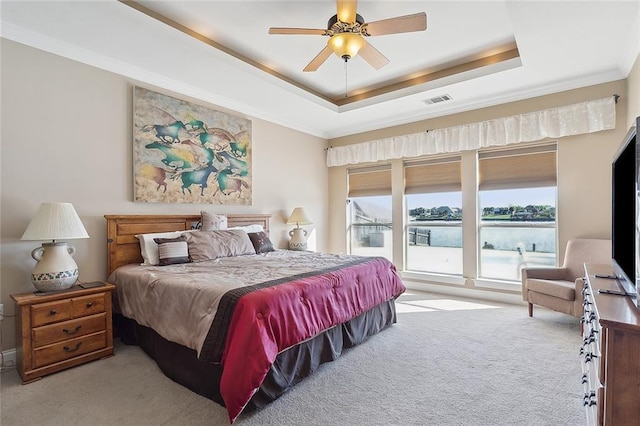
[63,342,82,353]
[584,352,598,363]
[63,325,82,335]
[86,302,93,308]
[582,391,597,407]
[49,309,57,316]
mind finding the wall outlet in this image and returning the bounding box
[0,303,4,321]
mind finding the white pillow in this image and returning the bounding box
[228,224,264,233]
[136,231,183,265]
[200,211,228,231]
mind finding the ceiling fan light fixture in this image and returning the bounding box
[328,32,365,61]
[269,3,425,72]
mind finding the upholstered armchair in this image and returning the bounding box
[522,238,611,317]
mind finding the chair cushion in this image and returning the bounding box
[526,278,575,301]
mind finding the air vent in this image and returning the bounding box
[423,94,453,105]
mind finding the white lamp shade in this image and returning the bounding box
[286,207,313,227]
[21,203,89,241]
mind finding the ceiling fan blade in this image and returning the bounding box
[358,40,389,70]
[363,12,427,36]
[303,46,333,72]
[269,28,327,35]
[337,0,357,23]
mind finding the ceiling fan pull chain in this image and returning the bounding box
[344,57,348,98]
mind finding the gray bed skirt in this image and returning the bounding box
[114,297,397,415]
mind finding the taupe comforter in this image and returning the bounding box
[108,250,380,356]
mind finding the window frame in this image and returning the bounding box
[477,144,558,282]
[403,156,464,275]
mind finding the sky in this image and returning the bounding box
[477,187,556,208]
[409,188,557,210]
[359,187,557,212]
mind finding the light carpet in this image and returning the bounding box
[0,291,585,426]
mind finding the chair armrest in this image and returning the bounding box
[522,267,569,281]
[522,267,568,301]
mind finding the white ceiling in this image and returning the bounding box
[2,1,639,139]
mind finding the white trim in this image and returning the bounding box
[325,70,625,139]
[403,278,524,306]
[473,278,523,292]
[0,22,330,140]
[401,270,466,286]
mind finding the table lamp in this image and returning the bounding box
[21,202,90,292]
[286,207,312,250]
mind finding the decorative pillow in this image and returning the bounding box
[186,229,256,262]
[201,211,228,231]
[228,224,264,233]
[248,231,275,254]
[153,235,190,266]
[135,231,183,265]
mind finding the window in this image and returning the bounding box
[347,166,393,260]
[404,157,463,275]
[343,143,558,286]
[478,145,557,281]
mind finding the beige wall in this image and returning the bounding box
[626,4,640,126]
[628,52,640,126]
[0,40,328,351]
[328,80,630,262]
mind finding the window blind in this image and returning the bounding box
[347,165,392,197]
[404,157,462,194]
[478,144,557,190]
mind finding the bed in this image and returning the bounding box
[105,214,405,423]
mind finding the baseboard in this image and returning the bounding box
[1,348,16,370]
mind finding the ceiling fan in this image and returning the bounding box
[268,0,427,72]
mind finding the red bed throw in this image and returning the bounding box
[216,256,405,423]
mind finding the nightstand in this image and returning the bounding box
[10,283,115,384]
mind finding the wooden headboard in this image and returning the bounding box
[104,214,271,276]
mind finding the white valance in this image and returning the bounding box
[326,96,616,167]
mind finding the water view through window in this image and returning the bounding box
[349,187,557,282]
[479,187,556,280]
[406,191,463,275]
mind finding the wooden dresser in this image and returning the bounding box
[582,264,640,425]
[11,283,114,383]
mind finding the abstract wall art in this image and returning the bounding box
[133,87,252,204]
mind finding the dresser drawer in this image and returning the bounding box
[32,313,106,347]
[33,331,107,368]
[72,293,106,317]
[31,299,73,327]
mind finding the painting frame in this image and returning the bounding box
[133,87,252,204]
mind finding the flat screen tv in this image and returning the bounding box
[611,116,639,305]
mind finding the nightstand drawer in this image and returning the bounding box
[72,293,106,317]
[33,331,107,368]
[31,299,73,327]
[32,313,106,347]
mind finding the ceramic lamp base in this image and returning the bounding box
[288,228,308,251]
[30,242,79,292]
